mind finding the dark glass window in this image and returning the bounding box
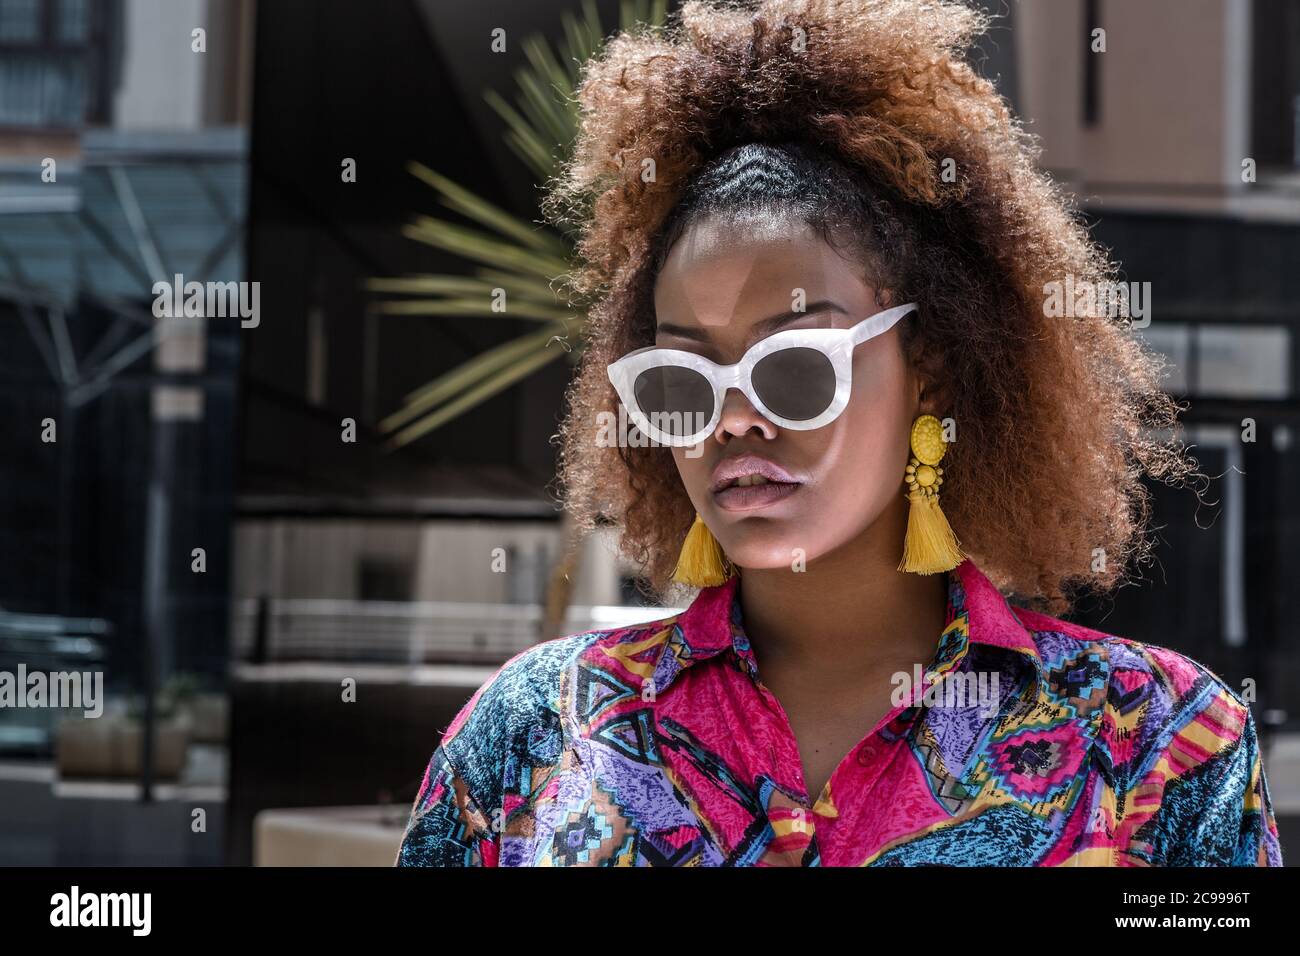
[1252,0,1300,169]
[0,0,115,128]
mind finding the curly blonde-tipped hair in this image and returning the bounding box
[541,0,1198,614]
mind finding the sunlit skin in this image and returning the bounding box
[652,211,951,802]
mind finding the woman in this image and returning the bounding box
[395,0,1282,866]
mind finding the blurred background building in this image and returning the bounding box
[0,0,252,863]
[0,0,1297,865]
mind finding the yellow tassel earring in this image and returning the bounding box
[672,512,734,587]
[898,413,964,574]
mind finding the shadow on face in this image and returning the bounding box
[652,212,921,572]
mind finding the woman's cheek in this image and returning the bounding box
[822,416,906,525]
[672,448,712,509]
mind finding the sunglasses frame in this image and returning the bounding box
[607,302,919,447]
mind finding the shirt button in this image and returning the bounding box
[857,742,876,765]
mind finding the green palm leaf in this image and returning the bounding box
[371,0,670,449]
[380,324,574,449]
[402,162,568,258]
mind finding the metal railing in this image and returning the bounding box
[229,597,683,666]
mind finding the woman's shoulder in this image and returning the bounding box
[396,611,688,865]
[433,612,683,781]
[1013,604,1255,728]
[453,610,681,719]
[1012,604,1281,864]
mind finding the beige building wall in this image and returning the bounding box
[1085,0,1242,190]
[1015,0,1263,211]
[1014,0,1085,181]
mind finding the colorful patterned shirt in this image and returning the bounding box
[394,558,1282,866]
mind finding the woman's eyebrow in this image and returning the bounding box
[656,299,847,344]
[745,299,847,341]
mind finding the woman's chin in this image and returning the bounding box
[722,542,824,573]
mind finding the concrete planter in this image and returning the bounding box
[182,693,228,744]
[55,713,190,779]
[253,805,407,866]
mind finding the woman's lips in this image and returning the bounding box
[712,479,802,512]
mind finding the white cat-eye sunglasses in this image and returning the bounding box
[607,302,918,447]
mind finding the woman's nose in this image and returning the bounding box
[713,386,777,441]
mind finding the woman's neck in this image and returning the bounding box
[735,495,951,682]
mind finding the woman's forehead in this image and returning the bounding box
[653,226,872,340]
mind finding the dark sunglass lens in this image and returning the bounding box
[632,366,714,438]
[752,347,836,421]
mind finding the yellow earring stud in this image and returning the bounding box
[898,414,964,574]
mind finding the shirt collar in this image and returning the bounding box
[656,558,1045,698]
